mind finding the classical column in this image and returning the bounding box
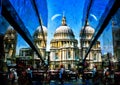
[63,49,65,60]
[63,50,65,61]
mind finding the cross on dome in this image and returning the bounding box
[86,19,89,26]
[61,12,67,26]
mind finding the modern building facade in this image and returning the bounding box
[112,24,120,60]
[80,21,102,69]
[19,48,33,65]
[50,16,79,70]
[19,48,33,59]
[112,21,120,69]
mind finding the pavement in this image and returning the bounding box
[2,77,115,85]
[42,79,95,85]
[49,79,86,85]
[0,73,116,85]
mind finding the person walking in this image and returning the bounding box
[92,65,97,78]
[59,64,65,85]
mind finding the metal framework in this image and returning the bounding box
[83,0,120,64]
[31,0,46,47]
[80,0,93,63]
[1,0,45,64]
[1,0,120,69]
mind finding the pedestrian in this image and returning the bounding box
[103,67,109,76]
[9,70,15,85]
[13,69,18,84]
[27,67,32,79]
[92,65,97,78]
[59,64,65,85]
[18,69,33,85]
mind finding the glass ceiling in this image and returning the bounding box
[0,0,120,62]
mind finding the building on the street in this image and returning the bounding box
[4,26,17,64]
[112,20,120,69]
[33,25,47,60]
[19,48,33,59]
[33,24,48,69]
[50,15,79,70]
[102,53,113,67]
[80,21,102,69]
[19,48,33,65]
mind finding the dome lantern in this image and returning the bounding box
[62,16,67,26]
[86,20,89,26]
[54,16,75,39]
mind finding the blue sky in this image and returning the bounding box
[0,0,114,55]
[46,0,85,51]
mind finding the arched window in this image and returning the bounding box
[55,53,58,59]
[68,50,71,58]
[94,54,96,61]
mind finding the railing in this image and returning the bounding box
[32,69,78,82]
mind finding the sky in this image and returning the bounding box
[46,0,85,51]
[0,0,115,55]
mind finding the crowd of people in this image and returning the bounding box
[0,63,120,85]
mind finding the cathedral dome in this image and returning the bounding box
[80,22,95,34]
[55,26,73,34]
[54,16,74,39]
[6,25,16,33]
[7,25,14,30]
[33,25,47,40]
[35,25,47,33]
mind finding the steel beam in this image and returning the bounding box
[1,0,45,64]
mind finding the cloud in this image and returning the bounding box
[90,14,97,21]
[51,14,61,21]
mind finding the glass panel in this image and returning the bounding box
[0,16,9,34]
[1,0,120,72]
